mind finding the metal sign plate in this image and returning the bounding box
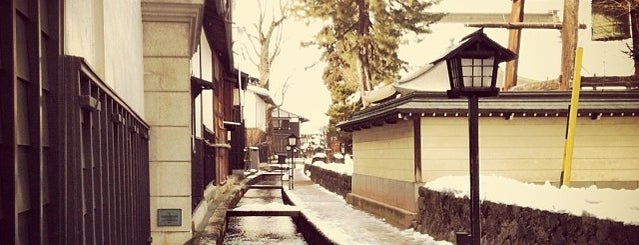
[157,209,182,226]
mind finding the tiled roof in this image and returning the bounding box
[338,91,639,132]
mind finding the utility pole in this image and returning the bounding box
[504,0,525,91]
[560,0,579,90]
[466,0,584,90]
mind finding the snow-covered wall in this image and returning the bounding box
[306,165,351,197]
[416,187,639,244]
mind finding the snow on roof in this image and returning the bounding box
[424,175,639,225]
[246,84,275,104]
[272,107,310,122]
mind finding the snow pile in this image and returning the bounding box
[317,162,353,175]
[306,153,355,175]
[312,161,354,175]
[424,175,639,225]
[232,203,300,212]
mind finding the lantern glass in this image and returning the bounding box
[287,134,297,147]
[461,57,494,89]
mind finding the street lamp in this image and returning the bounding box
[287,133,298,148]
[286,134,298,189]
[433,28,516,245]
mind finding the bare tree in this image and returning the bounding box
[597,0,639,76]
[244,0,289,89]
[240,0,291,161]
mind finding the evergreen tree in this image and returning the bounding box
[294,0,443,101]
[294,0,443,152]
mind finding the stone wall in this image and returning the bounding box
[416,187,639,244]
[307,165,351,197]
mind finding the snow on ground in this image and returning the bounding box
[232,202,300,211]
[286,170,451,245]
[312,158,639,225]
[425,175,639,225]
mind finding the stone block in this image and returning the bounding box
[149,126,191,162]
[143,22,190,57]
[144,91,191,126]
[150,161,191,196]
[143,57,190,92]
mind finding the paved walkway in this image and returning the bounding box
[283,164,450,245]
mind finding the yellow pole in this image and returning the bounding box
[560,47,583,187]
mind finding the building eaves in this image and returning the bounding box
[338,91,639,132]
[273,108,310,122]
[203,0,233,72]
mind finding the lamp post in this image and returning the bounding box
[433,28,516,245]
[286,133,298,190]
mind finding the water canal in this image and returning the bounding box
[223,185,305,244]
[223,171,325,245]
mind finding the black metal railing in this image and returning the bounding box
[61,56,151,244]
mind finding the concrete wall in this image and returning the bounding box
[65,0,145,116]
[420,116,639,189]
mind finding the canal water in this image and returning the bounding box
[223,174,308,245]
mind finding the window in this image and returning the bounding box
[274,119,289,130]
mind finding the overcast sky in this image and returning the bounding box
[233,0,634,134]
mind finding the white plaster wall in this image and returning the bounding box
[104,0,145,116]
[420,116,639,186]
[65,0,105,77]
[243,92,267,131]
[243,92,258,128]
[191,30,214,81]
[191,31,215,132]
[65,0,146,116]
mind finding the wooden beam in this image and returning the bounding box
[504,0,526,91]
[438,12,557,23]
[466,22,587,29]
[560,0,580,90]
[413,118,422,183]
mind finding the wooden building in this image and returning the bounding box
[341,90,639,228]
[272,108,309,156]
[0,0,244,244]
[243,83,275,162]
